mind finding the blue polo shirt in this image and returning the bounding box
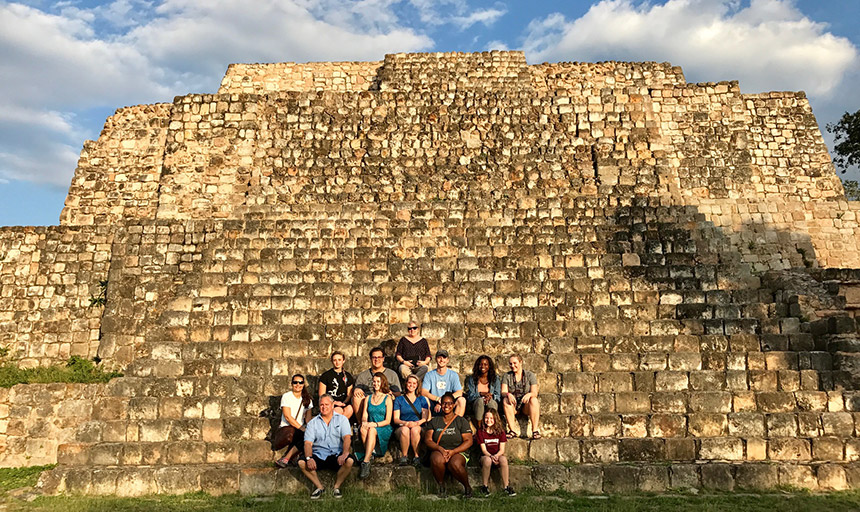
[304,412,351,459]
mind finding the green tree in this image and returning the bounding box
[827,110,860,173]
[843,180,860,201]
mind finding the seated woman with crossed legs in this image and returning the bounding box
[423,392,474,498]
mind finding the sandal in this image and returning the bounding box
[532,431,542,440]
[506,430,517,439]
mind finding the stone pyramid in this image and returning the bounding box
[1,51,860,494]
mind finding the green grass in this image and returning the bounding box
[0,466,53,495]
[1,487,859,512]
[0,357,122,388]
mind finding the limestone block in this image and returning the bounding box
[701,464,734,490]
[735,464,778,490]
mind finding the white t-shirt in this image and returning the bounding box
[280,392,312,428]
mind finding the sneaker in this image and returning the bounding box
[479,485,490,496]
[463,488,473,499]
[332,488,342,499]
[398,456,409,466]
[359,461,371,479]
[504,486,517,497]
[310,488,325,500]
[412,456,422,468]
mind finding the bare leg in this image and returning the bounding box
[352,392,366,419]
[480,455,492,486]
[361,425,378,462]
[446,454,472,493]
[499,455,509,487]
[429,451,447,484]
[282,446,297,462]
[455,396,467,417]
[523,398,541,435]
[503,395,518,434]
[409,426,422,456]
[398,427,410,456]
[297,460,323,489]
[334,456,355,489]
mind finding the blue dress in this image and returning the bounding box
[366,395,393,456]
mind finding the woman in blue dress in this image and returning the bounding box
[393,374,430,466]
[358,372,393,479]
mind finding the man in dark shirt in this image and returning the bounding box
[318,351,355,419]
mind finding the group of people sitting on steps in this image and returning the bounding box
[271,322,542,499]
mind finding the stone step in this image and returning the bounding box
[56,431,860,469]
[38,461,860,496]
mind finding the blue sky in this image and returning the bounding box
[1,0,859,226]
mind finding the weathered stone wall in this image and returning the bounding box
[0,226,112,366]
[60,104,170,226]
[0,383,105,467]
[532,61,686,91]
[219,61,382,94]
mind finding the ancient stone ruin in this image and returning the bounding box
[2,51,860,494]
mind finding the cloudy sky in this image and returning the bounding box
[1,0,859,225]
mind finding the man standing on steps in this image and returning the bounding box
[352,346,402,416]
[422,349,466,417]
[298,394,354,499]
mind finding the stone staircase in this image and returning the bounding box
[36,198,860,494]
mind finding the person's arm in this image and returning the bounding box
[376,396,393,427]
[451,431,473,455]
[524,373,539,401]
[362,397,369,423]
[417,340,431,367]
[421,379,439,403]
[491,377,501,403]
[302,408,312,428]
[478,434,490,457]
[497,440,506,457]
[423,426,443,453]
[281,406,303,429]
[395,339,409,365]
[317,380,327,402]
[464,377,479,402]
[420,399,430,425]
[388,371,402,397]
[393,406,405,426]
[345,384,354,402]
[451,376,464,399]
[500,379,510,398]
[336,417,352,466]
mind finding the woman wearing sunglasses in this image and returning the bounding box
[395,322,431,381]
[273,374,313,467]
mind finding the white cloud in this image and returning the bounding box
[452,7,506,30]
[522,0,857,97]
[0,0,437,188]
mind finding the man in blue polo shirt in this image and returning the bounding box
[297,394,354,499]
[422,349,466,416]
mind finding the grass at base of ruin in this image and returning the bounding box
[3,489,860,512]
[0,357,121,388]
[2,468,859,512]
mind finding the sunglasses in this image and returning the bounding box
[407,326,417,330]
[292,380,304,385]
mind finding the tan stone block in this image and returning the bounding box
[688,413,727,437]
